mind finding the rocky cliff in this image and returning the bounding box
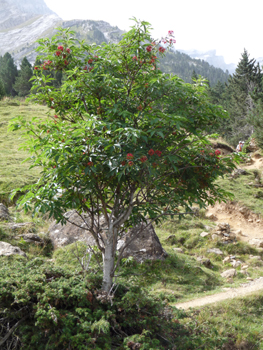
[0,0,124,65]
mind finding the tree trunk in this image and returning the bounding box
[101,226,116,292]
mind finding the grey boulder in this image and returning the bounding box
[49,212,167,262]
[0,241,27,257]
[0,204,10,221]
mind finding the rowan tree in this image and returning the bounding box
[10,20,236,292]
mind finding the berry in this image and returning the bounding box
[148,149,155,156]
[126,153,134,160]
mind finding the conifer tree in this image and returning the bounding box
[13,57,33,96]
[226,49,263,145]
[0,52,18,96]
[0,78,5,100]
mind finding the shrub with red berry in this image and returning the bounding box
[11,19,237,295]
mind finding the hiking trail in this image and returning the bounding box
[174,154,263,310]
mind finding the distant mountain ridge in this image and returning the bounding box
[175,49,236,74]
[0,0,55,31]
[0,0,230,86]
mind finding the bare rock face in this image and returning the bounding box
[49,212,167,262]
[0,241,27,257]
[0,203,10,221]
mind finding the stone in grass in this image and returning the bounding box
[15,234,44,245]
[207,248,223,255]
[0,241,27,258]
[231,260,242,268]
[173,247,184,253]
[249,238,263,248]
[249,255,262,261]
[211,234,219,241]
[0,204,10,221]
[200,231,209,238]
[221,269,236,278]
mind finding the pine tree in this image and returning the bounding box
[226,49,263,145]
[13,57,33,96]
[0,78,5,100]
[0,52,18,96]
[191,69,198,83]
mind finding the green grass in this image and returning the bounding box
[0,98,48,204]
[180,292,263,349]
[216,170,263,216]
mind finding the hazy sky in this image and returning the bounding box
[44,0,262,65]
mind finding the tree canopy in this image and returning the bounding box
[10,20,236,292]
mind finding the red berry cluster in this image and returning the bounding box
[146,46,152,52]
[126,153,134,159]
[140,156,147,163]
[148,149,162,157]
[148,149,155,156]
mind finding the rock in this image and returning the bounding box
[0,241,27,257]
[121,222,168,262]
[6,222,34,231]
[173,248,184,253]
[233,229,247,237]
[239,207,249,217]
[232,169,249,177]
[223,256,231,263]
[200,231,209,238]
[217,222,230,233]
[250,255,262,261]
[49,210,99,248]
[240,269,249,275]
[207,248,223,255]
[15,234,44,245]
[231,260,242,268]
[242,265,249,269]
[227,278,234,284]
[0,203,10,221]
[246,277,253,281]
[248,219,253,223]
[49,211,167,262]
[249,238,263,248]
[203,225,213,231]
[212,234,219,241]
[247,138,258,152]
[229,232,236,238]
[206,213,217,221]
[221,269,237,278]
[190,207,200,216]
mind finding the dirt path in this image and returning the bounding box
[175,277,263,309]
[174,156,263,310]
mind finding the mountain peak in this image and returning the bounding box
[5,0,55,15]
